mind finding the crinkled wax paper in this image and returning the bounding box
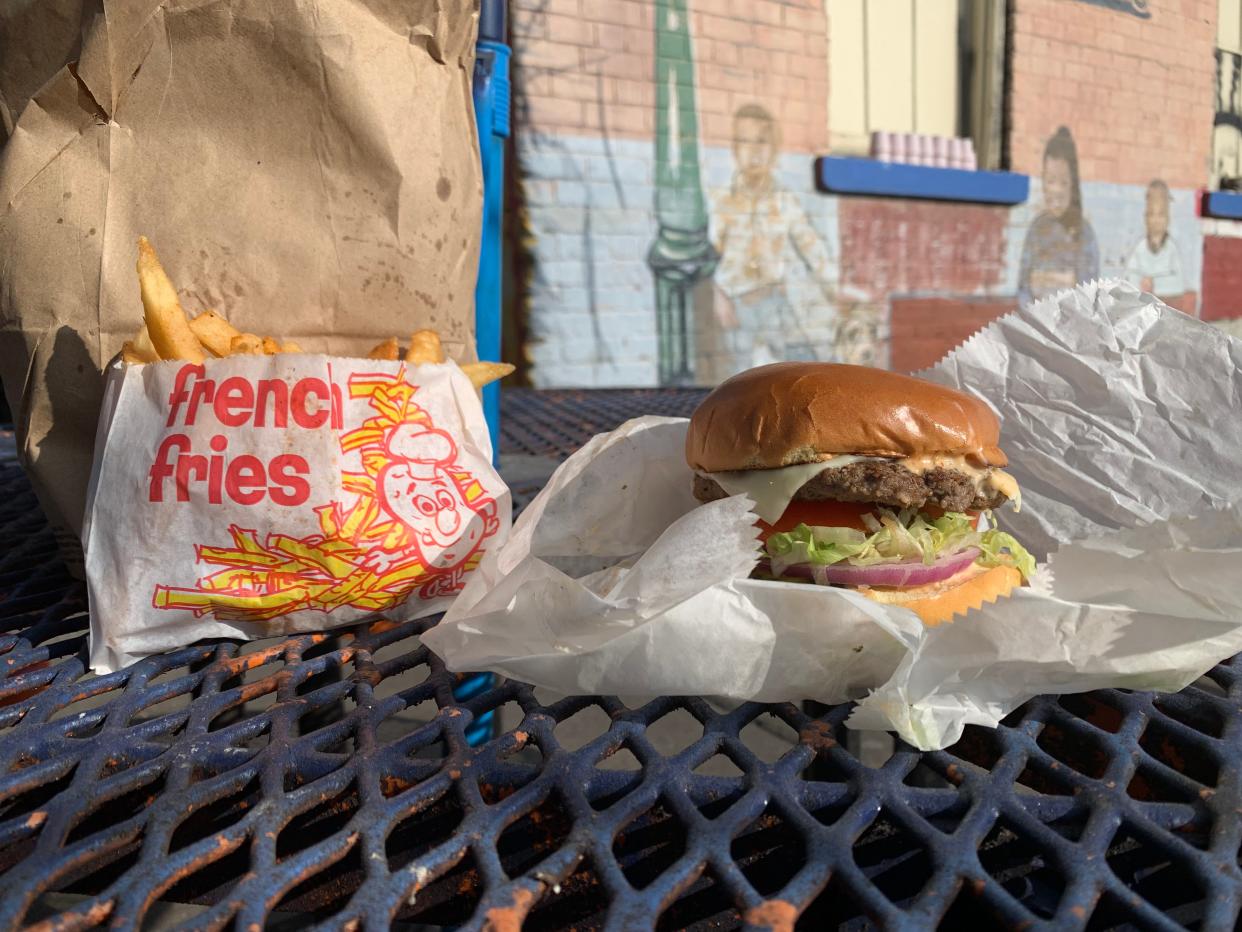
[422,281,1242,750]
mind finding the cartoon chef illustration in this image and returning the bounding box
[362,424,499,595]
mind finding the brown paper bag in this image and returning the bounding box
[0,0,483,573]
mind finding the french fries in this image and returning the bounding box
[136,237,205,363]
[229,333,265,355]
[405,329,445,365]
[188,310,241,357]
[461,361,516,390]
[121,342,148,365]
[123,238,516,391]
[367,337,400,360]
[129,326,159,363]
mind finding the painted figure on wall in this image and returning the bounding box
[1124,179,1185,298]
[709,103,836,373]
[1017,126,1100,307]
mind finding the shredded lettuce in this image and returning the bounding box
[765,509,1036,581]
[975,529,1037,580]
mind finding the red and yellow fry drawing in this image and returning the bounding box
[154,367,500,622]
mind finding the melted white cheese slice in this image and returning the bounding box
[701,456,866,522]
[700,455,1021,522]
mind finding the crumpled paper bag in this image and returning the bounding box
[0,0,481,572]
[422,281,1242,750]
[86,356,509,674]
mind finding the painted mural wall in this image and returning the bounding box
[511,0,1233,387]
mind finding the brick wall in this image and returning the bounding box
[1008,0,1216,188]
[512,0,828,152]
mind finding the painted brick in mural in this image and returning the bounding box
[839,200,1010,297]
[1201,233,1242,321]
[889,298,1019,374]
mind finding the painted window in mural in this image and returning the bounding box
[1215,0,1242,187]
[1017,127,1101,307]
[828,0,959,154]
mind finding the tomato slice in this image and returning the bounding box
[757,500,979,543]
[757,500,876,542]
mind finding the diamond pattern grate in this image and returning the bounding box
[0,392,1237,929]
[497,387,710,461]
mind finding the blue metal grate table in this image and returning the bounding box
[0,388,1238,930]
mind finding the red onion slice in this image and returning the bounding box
[768,547,980,588]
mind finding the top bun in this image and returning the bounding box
[686,362,1007,472]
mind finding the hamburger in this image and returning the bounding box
[686,362,1034,624]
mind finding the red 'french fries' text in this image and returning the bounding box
[147,364,342,506]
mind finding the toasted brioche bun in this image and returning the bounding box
[861,564,1022,626]
[686,362,1006,472]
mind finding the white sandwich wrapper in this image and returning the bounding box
[85,356,510,673]
[422,281,1242,751]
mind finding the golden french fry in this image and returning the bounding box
[261,336,280,355]
[229,333,265,355]
[405,329,445,365]
[460,361,515,390]
[136,236,205,363]
[128,326,160,362]
[121,341,147,365]
[280,341,303,353]
[367,337,400,360]
[189,310,241,357]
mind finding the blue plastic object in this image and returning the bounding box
[461,19,511,748]
[1202,189,1242,219]
[816,155,1029,205]
[472,39,511,462]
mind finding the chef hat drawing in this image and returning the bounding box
[385,425,456,464]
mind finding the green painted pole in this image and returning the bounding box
[648,0,718,385]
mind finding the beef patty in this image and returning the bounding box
[693,460,1008,513]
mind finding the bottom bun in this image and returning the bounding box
[860,564,1022,626]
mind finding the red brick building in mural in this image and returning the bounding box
[507,0,1242,386]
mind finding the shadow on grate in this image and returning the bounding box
[613,796,689,891]
[796,871,880,928]
[497,789,575,879]
[395,848,484,927]
[730,801,805,896]
[976,818,1066,920]
[524,855,608,929]
[270,837,366,923]
[1103,823,1210,922]
[656,864,737,930]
